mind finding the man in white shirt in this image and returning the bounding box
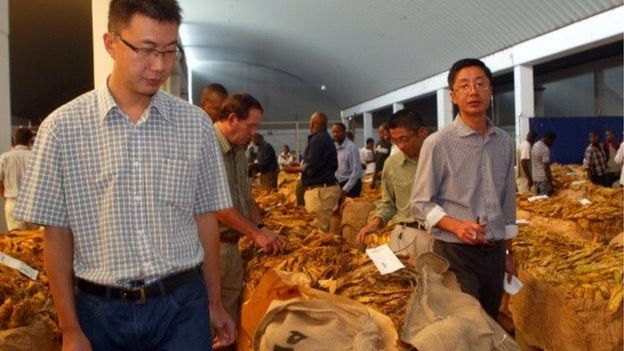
[0,128,35,231]
[359,138,375,174]
[516,130,536,193]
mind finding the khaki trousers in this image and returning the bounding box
[4,198,36,231]
[219,242,244,325]
[304,185,341,232]
[388,224,434,259]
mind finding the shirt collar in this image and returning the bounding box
[97,80,172,124]
[454,114,496,137]
[335,138,351,149]
[214,122,234,154]
[396,150,418,166]
[13,145,29,151]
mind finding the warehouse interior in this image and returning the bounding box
[0,1,623,350]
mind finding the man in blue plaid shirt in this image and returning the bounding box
[14,0,236,350]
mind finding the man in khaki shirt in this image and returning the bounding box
[211,93,285,341]
[357,109,432,258]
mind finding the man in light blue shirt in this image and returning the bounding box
[332,122,363,198]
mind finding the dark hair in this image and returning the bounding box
[447,58,493,90]
[201,83,228,97]
[543,131,556,140]
[378,121,389,130]
[108,0,182,32]
[366,137,374,144]
[389,109,425,132]
[14,128,34,146]
[333,122,346,132]
[218,93,264,121]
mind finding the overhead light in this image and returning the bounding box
[320,84,327,91]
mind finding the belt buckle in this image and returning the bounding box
[121,287,147,304]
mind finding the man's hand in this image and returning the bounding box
[356,218,382,245]
[254,228,286,255]
[61,328,92,351]
[505,252,517,283]
[452,220,488,245]
[210,305,237,349]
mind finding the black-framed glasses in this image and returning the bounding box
[453,81,490,95]
[390,133,414,145]
[112,33,180,61]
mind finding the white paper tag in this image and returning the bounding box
[566,172,577,176]
[366,244,405,275]
[579,198,592,206]
[516,219,531,225]
[0,252,39,280]
[527,195,549,202]
[571,180,586,186]
[504,274,523,295]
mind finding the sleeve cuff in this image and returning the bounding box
[425,205,447,230]
[504,224,518,239]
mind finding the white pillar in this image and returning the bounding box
[0,0,11,152]
[436,88,453,129]
[392,103,404,113]
[514,65,534,147]
[363,112,373,143]
[92,0,112,88]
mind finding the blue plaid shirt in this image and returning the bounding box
[15,87,232,286]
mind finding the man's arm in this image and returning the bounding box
[216,207,284,255]
[195,212,236,349]
[43,226,92,351]
[341,144,363,194]
[520,159,532,186]
[357,163,396,244]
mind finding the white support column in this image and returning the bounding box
[92,0,113,88]
[436,88,453,129]
[514,65,534,147]
[392,103,404,113]
[363,112,373,143]
[0,0,10,152]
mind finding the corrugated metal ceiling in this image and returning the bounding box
[178,0,622,109]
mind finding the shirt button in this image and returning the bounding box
[133,162,141,168]
[136,230,144,235]
[134,196,142,202]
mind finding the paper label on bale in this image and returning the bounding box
[527,195,549,202]
[0,252,39,280]
[366,244,405,274]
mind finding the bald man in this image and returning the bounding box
[285,112,340,231]
[200,83,229,121]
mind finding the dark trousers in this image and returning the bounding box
[434,240,505,319]
[76,271,212,351]
[339,178,362,198]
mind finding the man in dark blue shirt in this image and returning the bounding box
[250,133,279,189]
[285,112,340,231]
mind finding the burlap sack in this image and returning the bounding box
[401,260,519,351]
[340,199,375,247]
[509,269,623,351]
[0,318,59,351]
[252,281,398,351]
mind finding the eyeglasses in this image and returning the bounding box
[112,33,181,61]
[453,82,490,95]
[390,133,414,145]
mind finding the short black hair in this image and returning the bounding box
[388,109,425,132]
[108,0,182,32]
[218,93,263,121]
[543,131,556,140]
[366,137,374,144]
[447,58,493,90]
[14,128,34,146]
[332,122,347,132]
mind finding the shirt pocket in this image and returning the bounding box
[159,158,194,209]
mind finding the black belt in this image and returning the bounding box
[399,221,427,230]
[76,266,201,304]
[305,181,338,191]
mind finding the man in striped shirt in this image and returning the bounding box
[411,58,517,320]
[583,131,609,187]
